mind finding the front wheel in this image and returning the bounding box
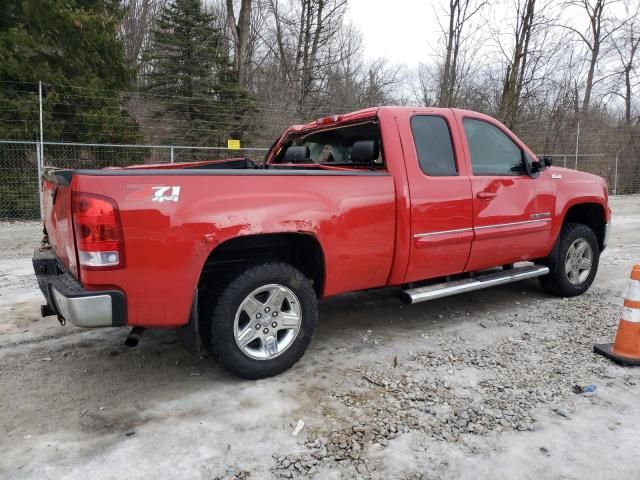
[539,222,600,297]
[203,262,318,379]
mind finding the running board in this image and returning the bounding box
[400,265,549,304]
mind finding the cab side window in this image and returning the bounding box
[411,115,458,176]
[463,118,525,175]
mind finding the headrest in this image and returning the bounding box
[283,146,311,163]
[351,140,379,163]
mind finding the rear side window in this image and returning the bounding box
[463,118,525,175]
[411,116,457,176]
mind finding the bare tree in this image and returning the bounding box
[360,59,406,106]
[414,46,491,111]
[562,0,625,113]
[226,0,253,85]
[120,0,166,73]
[414,63,438,106]
[609,0,640,126]
[263,0,349,112]
[498,0,537,128]
[436,0,487,107]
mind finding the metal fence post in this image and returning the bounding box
[38,82,44,219]
[613,147,625,195]
[563,155,567,168]
[613,152,618,195]
[574,120,580,170]
[35,141,42,215]
[170,145,174,163]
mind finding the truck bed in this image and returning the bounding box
[41,163,397,328]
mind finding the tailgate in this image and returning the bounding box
[42,170,79,278]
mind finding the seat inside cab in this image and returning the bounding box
[271,121,385,170]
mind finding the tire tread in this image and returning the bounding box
[539,222,599,297]
[204,262,318,379]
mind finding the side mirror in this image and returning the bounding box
[531,155,553,173]
[531,159,543,171]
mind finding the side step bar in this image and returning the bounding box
[400,264,549,304]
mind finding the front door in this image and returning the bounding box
[459,115,554,272]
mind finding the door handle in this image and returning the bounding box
[476,192,497,200]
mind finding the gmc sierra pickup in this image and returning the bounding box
[33,107,611,379]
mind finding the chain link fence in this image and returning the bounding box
[41,142,269,169]
[0,141,41,220]
[1,140,639,220]
[0,140,269,220]
[551,153,619,194]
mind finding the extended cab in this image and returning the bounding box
[33,107,611,378]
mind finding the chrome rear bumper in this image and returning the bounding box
[33,248,126,328]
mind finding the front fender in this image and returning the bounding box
[547,167,609,252]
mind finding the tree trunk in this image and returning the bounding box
[226,0,252,86]
[498,0,535,129]
[581,44,599,113]
[439,0,457,107]
[581,0,605,113]
[624,66,631,126]
[623,36,639,127]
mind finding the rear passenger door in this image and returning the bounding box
[459,115,554,271]
[397,111,474,283]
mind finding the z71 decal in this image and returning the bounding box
[125,185,182,203]
[151,186,181,203]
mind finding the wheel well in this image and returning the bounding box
[199,233,325,297]
[563,203,606,249]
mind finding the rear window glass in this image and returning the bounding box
[274,121,384,168]
[411,116,457,176]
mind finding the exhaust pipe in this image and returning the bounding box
[124,327,145,347]
[41,304,55,317]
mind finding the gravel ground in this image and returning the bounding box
[1,196,639,480]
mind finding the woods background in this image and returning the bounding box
[1,0,639,218]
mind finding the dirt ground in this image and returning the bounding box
[1,196,639,480]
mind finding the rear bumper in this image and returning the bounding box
[33,248,127,328]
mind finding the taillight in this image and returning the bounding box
[72,192,125,270]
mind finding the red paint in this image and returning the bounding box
[42,180,79,278]
[41,107,610,329]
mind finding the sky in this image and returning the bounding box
[345,0,632,71]
[345,0,444,67]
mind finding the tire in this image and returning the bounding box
[203,262,318,379]
[539,222,600,297]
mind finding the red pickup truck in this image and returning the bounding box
[34,107,611,378]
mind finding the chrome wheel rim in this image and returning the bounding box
[233,284,302,360]
[564,238,593,285]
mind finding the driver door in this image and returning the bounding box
[459,115,554,272]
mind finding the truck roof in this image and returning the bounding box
[289,106,491,133]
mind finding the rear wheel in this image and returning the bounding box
[203,262,318,379]
[539,222,600,297]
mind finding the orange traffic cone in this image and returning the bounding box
[594,265,640,366]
